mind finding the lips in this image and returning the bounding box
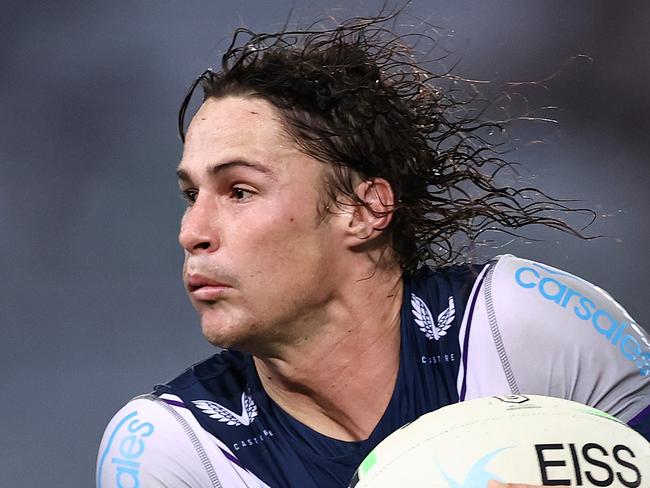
[186,274,232,300]
[186,274,229,291]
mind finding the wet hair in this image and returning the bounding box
[178,11,591,274]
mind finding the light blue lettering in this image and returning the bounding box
[574,296,595,320]
[591,310,618,339]
[116,465,140,488]
[560,287,581,308]
[515,267,539,288]
[120,435,145,460]
[611,322,628,346]
[111,458,140,468]
[620,335,641,361]
[514,265,650,377]
[101,412,154,488]
[98,411,137,488]
[128,418,154,437]
[539,277,566,304]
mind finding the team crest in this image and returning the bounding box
[411,294,455,341]
[193,392,258,426]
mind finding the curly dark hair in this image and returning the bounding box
[178,11,591,274]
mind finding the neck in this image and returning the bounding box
[254,262,403,441]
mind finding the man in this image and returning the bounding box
[97,13,649,488]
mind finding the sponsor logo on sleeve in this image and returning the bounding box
[97,411,154,488]
[514,264,650,377]
[412,294,455,341]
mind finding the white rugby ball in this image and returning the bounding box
[350,395,649,488]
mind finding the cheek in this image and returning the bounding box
[241,215,330,275]
[244,202,314,242]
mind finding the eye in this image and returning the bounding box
[181,188,198,205]
[231,186,255,200]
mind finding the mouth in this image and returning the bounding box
[186,274,232,300]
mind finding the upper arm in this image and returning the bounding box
[96,394,269,488]
[460,255,650,427]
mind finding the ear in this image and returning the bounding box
[344,178,395,243]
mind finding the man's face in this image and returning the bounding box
[177,96,345,352]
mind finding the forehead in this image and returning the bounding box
[181,96,301,172]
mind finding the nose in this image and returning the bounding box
[178,199,219,254]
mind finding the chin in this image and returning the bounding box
[201,324,237,350]
[200,315,255,351]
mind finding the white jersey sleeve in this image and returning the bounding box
[458,254,650,422]
[96,393,270,488]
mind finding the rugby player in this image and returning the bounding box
[97,12,649,488]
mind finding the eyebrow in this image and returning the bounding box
[176,160,276,182]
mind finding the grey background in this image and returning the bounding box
[1,1,648,486]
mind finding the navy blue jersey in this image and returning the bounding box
[152,263,479,487]
[97,256,650,488]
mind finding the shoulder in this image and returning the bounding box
[461,254,650,422]
[96,392,267,488]
[490,253,621,306]
[488,253,648,369]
